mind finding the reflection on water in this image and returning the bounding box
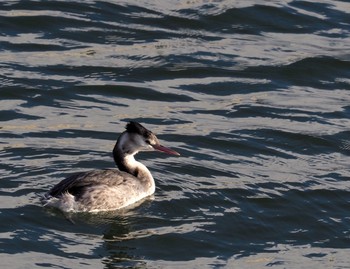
[1,0,350,268]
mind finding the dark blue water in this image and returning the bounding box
[1,1,350,268]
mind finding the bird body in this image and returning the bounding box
[42,122,179,212]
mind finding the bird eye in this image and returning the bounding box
[145,139,151,145]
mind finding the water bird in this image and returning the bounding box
[43,121,180,212]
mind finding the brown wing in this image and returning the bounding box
[47,169,133,198]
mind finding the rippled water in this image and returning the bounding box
[1,0,350,268]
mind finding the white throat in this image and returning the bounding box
[113,132,155,194]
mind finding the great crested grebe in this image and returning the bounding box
[43,121,180,212]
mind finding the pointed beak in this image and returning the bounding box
[152,144,180,156]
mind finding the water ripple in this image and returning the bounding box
[1,0,350,268]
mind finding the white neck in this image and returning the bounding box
[113,136,155,194]
[124,154,155,194]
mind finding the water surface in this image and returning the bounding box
[1,0,350,268]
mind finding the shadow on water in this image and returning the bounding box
[43,201,158,268]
